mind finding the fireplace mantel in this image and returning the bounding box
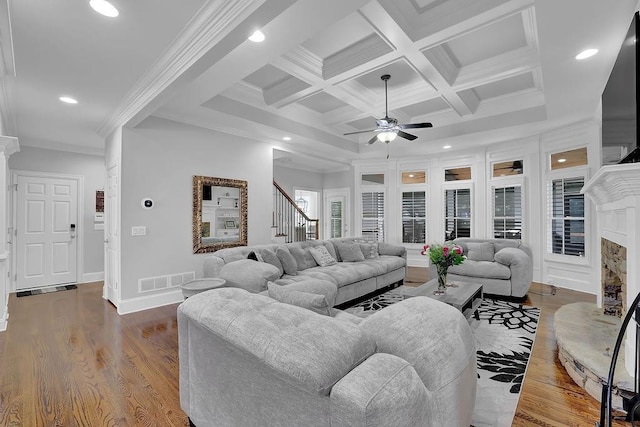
[582,163,640,207]
[581,162,640,377]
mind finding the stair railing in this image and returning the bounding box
[272,181,319,242]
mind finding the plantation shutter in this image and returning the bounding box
[330,200,343,238]
[362,191,384,242]
[547,177,585,256]
[492,185,523,239]
[444,188,471,240]
[402,191,426,243]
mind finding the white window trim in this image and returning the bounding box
[356,170,387,242]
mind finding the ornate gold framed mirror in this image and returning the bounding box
[193,175,247,253]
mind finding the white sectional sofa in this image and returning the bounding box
[202,237,407,306]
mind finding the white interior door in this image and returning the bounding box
[16,175,78,290]
[323,188,350,239]
[104,164,119,305]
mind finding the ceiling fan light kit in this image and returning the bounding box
[344,74,433,145]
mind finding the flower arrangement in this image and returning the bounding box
[421,243,465,294]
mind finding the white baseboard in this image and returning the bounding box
[81,272,104,283]
[0,309,8,332]
[117,289,184,315]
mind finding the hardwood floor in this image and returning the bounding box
[0,272,625,426]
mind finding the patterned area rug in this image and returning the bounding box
[16,284,77,297]
[344,289,540,427]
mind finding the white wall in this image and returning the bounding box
[119,117,273,303]
[274,165,322,197]
[8,146,106,279]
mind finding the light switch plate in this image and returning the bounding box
[131,226,147,236]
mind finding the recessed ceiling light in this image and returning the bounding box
[89,0,119,18]
[443,145,452,149]
[408,174,415,178]
[282,136,291,141]
[575,48,598,60]
[59,96,78,104]
[558,158,567,163]
[248,30,265,43]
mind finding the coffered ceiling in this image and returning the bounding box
[2,0,638,171]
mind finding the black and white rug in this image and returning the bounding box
[344,289,540,427]
[16,284,77,297]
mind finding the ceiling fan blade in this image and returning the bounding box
[344,129,377,136]
[397,131,417,141]
[367,135,379,145]
[401,122,433,129]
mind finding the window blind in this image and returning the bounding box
[547,177,585,256]
[444,188,471,240]
[492,185,523,239]
[330,200,343,238]
[402,191,426,243]
[361,191,384,242]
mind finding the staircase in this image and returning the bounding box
[272,181,319,243]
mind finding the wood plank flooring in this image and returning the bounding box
[0,271,626,426]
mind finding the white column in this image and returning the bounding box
[0,136,19,332]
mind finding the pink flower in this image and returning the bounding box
[420,250,426,256]
[454,246,462,255]
[423,245,429,250]
[443,246,449,257]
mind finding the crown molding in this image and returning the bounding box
[96,0,264,138]
[0,135,18,156]
[280,47,323,80]
[263,76,311,107]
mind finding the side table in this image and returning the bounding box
[181,278,226,299]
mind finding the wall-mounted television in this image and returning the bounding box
[602,12,640,164]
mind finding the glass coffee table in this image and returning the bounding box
[398,280,483,320]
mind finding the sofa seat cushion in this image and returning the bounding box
[448,259,511,280]
[301,262,379,288]
[184,288,376,396]
[361,256,406,275]
[267,282,331,316]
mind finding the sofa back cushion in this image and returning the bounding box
[289,246,318,270]
[182,288,376,396]
[219,259,281,292]
[359,243,379,259]
[334,242,365,262]
[276,247,298,275]
[465,242,495,262]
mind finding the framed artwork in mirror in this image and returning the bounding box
[193,175,247,253]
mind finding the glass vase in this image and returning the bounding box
[434,264,447,295]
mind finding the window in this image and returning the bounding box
[492,160,523,177]
[445,167,471,181]
[548,177,585,256]
[362,191,384,242]
[444,188,471,240]
[551,147,588,170]
[402,191,426,243]
[493,186,522,239]
[329,199,343,239]
[401,171,426,184]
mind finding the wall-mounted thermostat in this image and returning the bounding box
[141,198,154,209]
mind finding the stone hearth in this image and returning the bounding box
[554,303,632,408]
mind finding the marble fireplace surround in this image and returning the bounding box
[556,163,640,404]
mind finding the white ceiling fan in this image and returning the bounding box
[344,74,433,144]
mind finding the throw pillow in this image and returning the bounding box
[289,246,318,270]
[359,243,379,259]
[308,245,337,267]
[247,250,264,262]
[466,242,495,262]
[255,248,284,276]
[219,259,281,293]
[276,247,298,276]
[335,242,365,262]
[267,282,331,316]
